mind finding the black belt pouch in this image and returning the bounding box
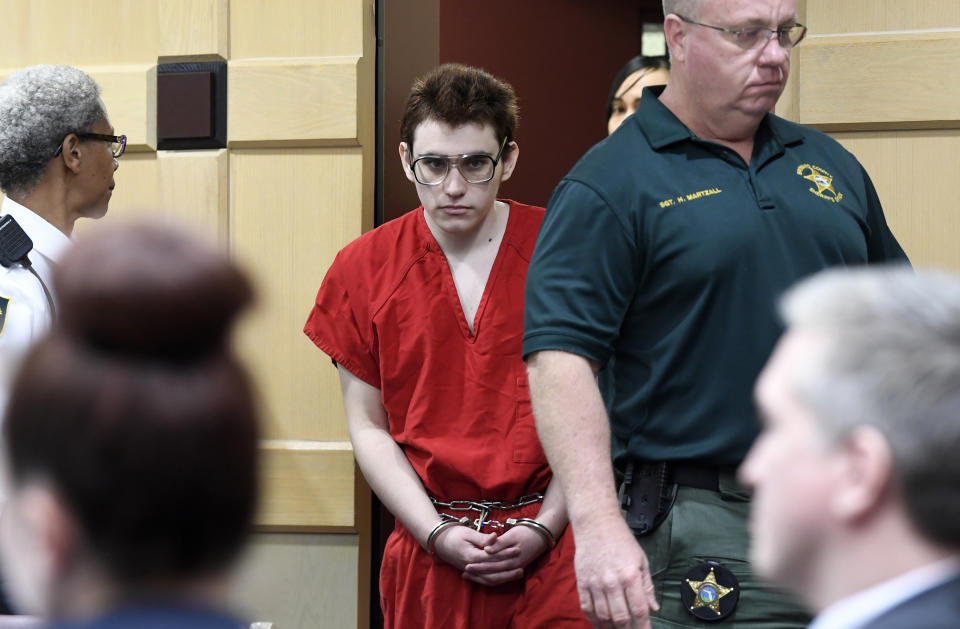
[618,461,678,536]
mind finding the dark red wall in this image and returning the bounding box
[437,1,657,208]
[383,0,665,221]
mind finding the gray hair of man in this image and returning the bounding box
[662,0,703,19]
[0,64,105,195]
[780,265,960,550]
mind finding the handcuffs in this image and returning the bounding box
[426,493,556,554]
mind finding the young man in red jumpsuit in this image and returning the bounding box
[304,64,589,628]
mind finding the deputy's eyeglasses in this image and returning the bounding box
[676,14,807,51]
[410,136,509,186]
[53,133,127,159]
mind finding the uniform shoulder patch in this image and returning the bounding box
[0,294,10,338]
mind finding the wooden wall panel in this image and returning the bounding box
[228,59,361,145]
[87,65,158,151]
[785,0,960,276]
[157,150,230,241]
[806,1,960,33]
[0,1,158,66]
[158,0,230,59]
[791,32,960,129]
[230,0,367,59]
[833,130,960,270]
[256,442,356,529]
[230,148,367,443]
[229,532,360,628]
[84,151,228,246]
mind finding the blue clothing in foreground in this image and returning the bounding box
[44,604,247,629]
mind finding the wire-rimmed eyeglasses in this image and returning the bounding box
[410,136,509,186]
[676,14,807,51]
[53,133,127,159]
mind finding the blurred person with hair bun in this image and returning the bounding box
[0,222,258,629]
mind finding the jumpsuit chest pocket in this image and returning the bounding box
[513,374,548,465]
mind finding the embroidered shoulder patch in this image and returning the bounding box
[797,164,843,202]
[0,295,10,338]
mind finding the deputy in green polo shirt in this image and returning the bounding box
[522,1,908,628]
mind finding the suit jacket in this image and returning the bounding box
[863,574,960,629]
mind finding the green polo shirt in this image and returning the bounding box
[523,86,908,466]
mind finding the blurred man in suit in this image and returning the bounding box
[740,266,960,629]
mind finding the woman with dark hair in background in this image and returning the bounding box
[605,55,670,135]
[0,223,259,629]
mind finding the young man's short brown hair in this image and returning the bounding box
[400,63,519,153]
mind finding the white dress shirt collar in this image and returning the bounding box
[808,557,960,629]
[1,196,73,265]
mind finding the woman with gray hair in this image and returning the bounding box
[0,64,123,415]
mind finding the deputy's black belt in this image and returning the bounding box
[618,461,741,537]
[669,463,737,492]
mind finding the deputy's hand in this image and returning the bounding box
[574,515,658,629]
[431,525,498,572]
[461,524,549,585]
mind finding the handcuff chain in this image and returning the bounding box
[431,493,544,532]
[430,492,543,513]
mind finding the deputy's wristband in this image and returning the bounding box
[507,517,557,549]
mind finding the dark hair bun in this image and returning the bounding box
[54,222,253,363]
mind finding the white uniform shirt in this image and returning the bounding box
[0,196,72,413]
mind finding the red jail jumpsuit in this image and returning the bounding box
[304,200,589,628]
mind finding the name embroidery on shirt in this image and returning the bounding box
[659,187,723,208]
[797,164,843,203]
